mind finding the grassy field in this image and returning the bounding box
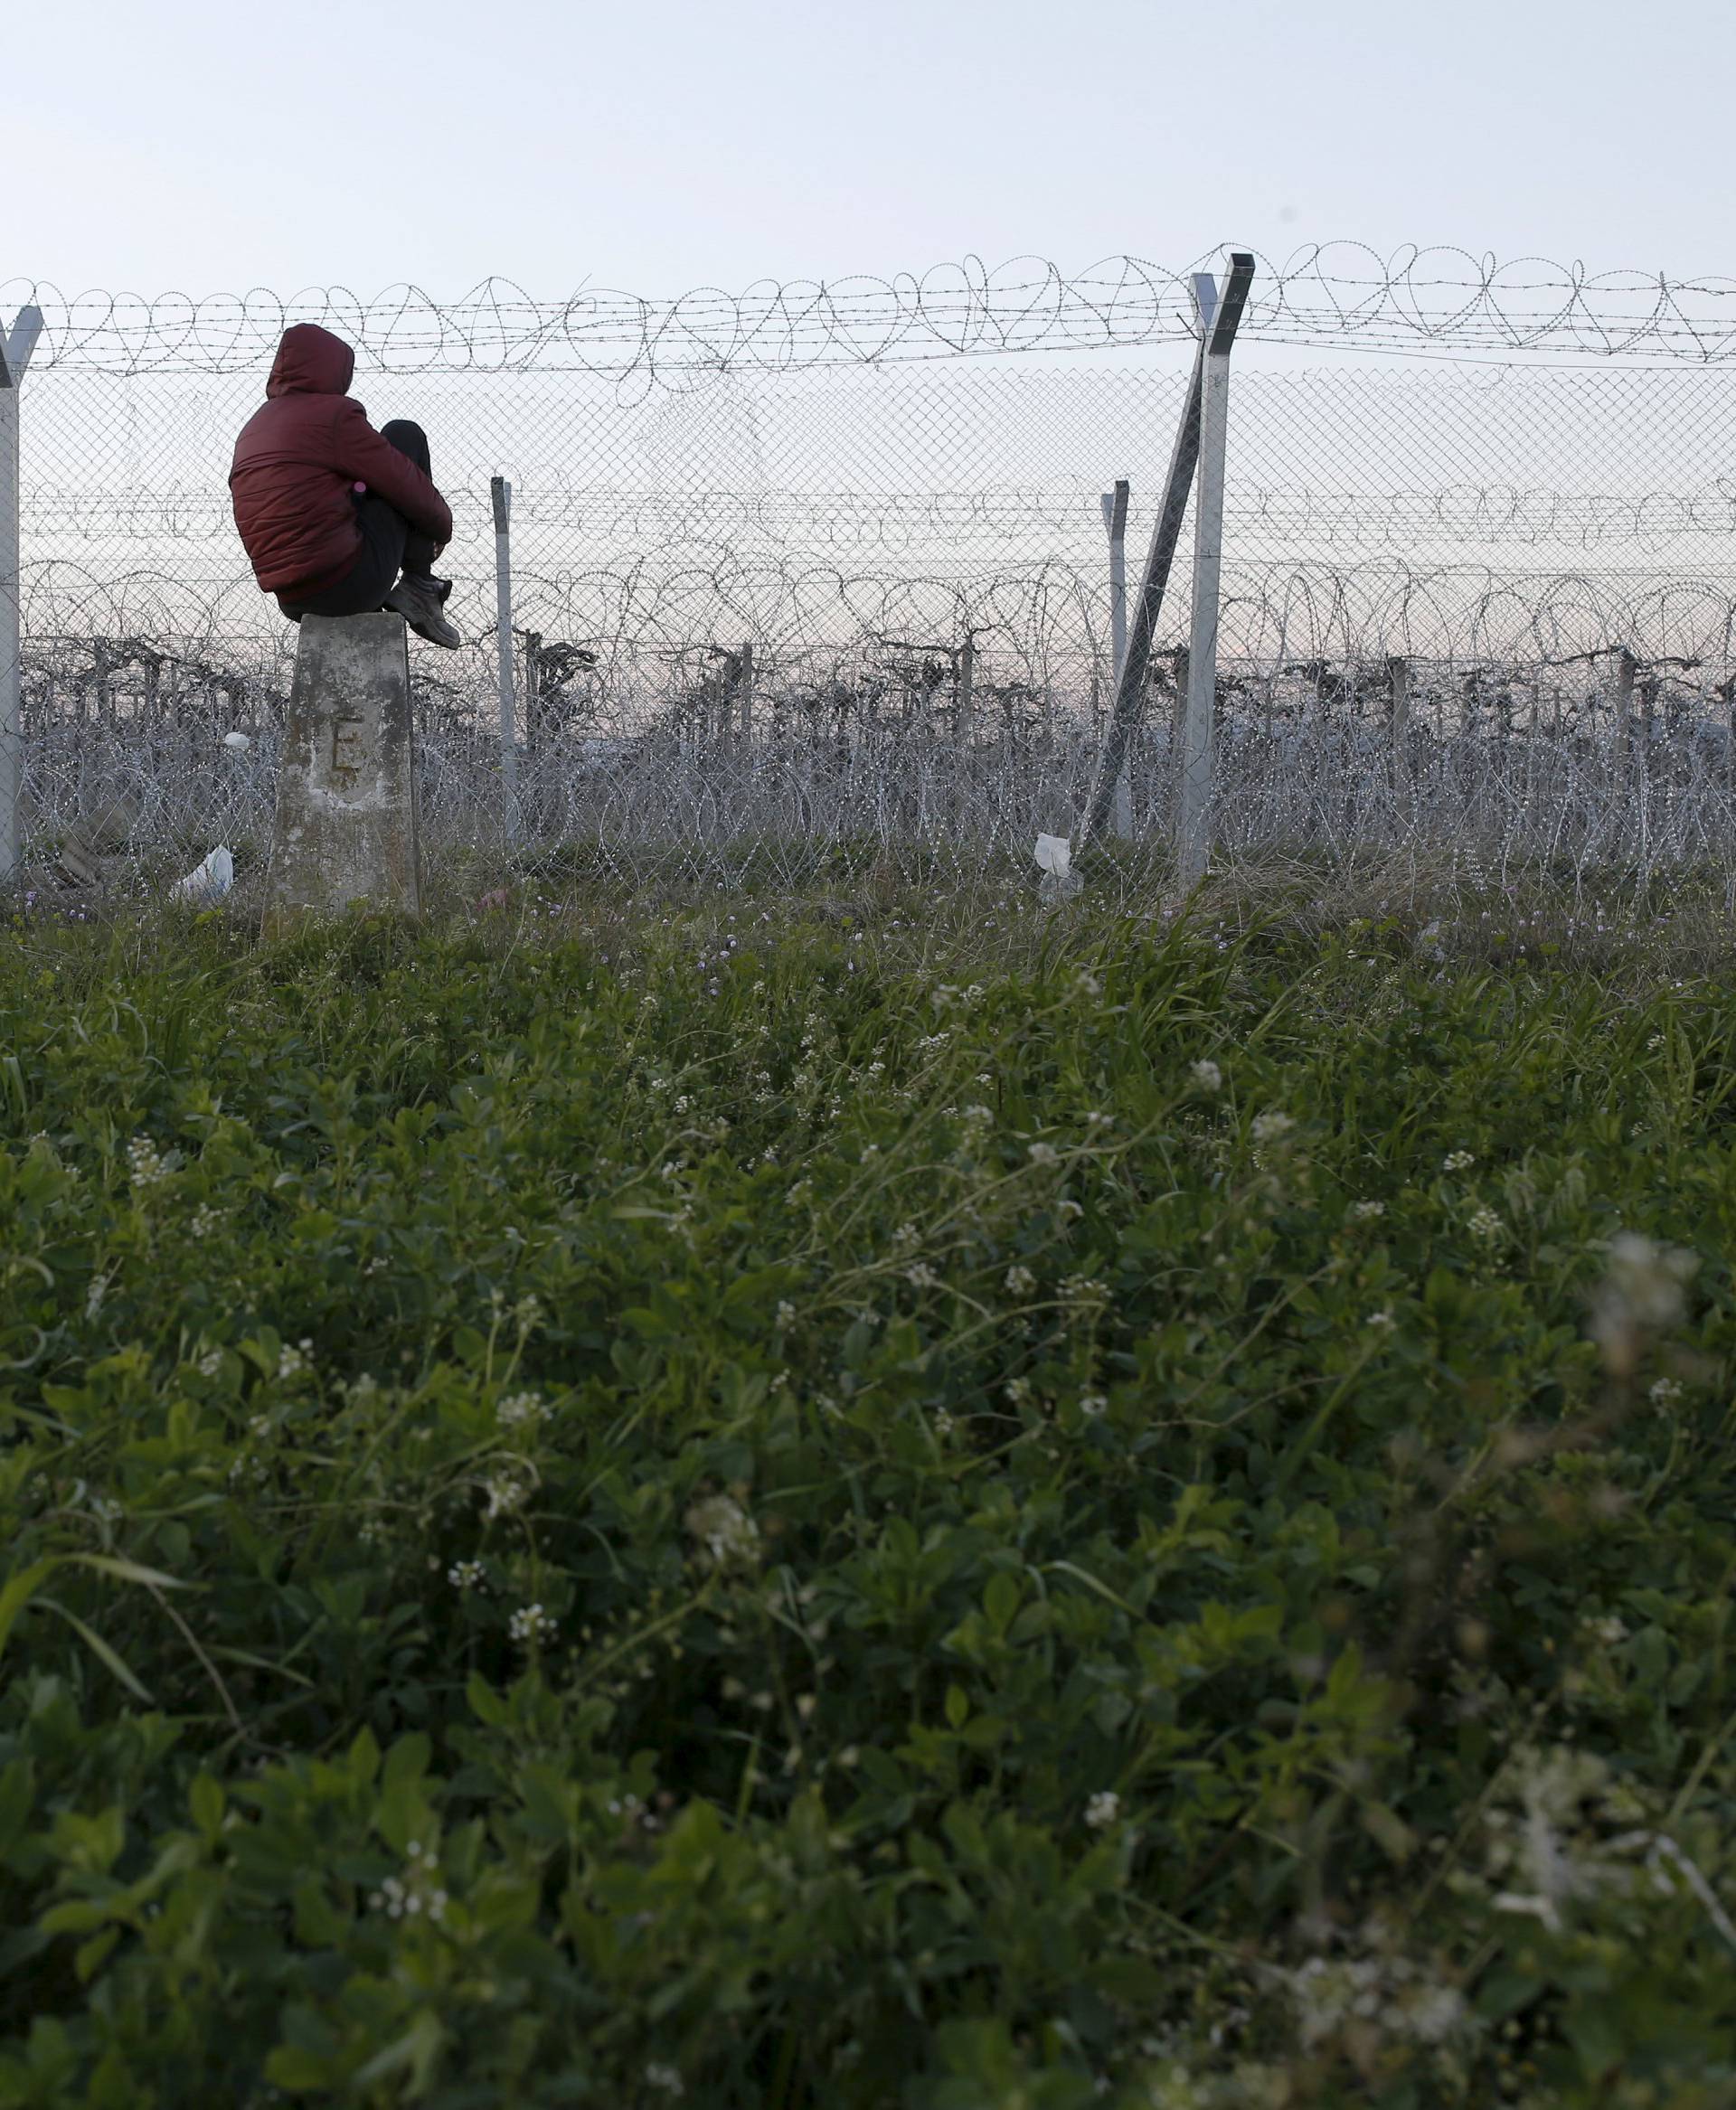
[1,890,1733,2107]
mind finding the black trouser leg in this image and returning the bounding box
[378,419,438,580]
[278,419,438,618]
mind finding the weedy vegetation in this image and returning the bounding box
[0,883,1733,2106]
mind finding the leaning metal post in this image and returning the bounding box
[1175,265,1251,887]
[490,476,518,843]
[1079,255,1254,853]
[1,306,44,882]
[1099,479,1132,837]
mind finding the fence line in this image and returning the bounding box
[7,251,1736,894]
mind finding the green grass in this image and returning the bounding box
[1,895,1734,2107]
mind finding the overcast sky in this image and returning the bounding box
[9,0,1731,301]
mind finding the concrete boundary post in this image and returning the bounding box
[261,614,421,932]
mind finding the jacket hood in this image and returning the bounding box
[266,323,355,399]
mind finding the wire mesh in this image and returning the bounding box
[10,250,1736,896]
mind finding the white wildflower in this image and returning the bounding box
[685,1493,762,1570]
[508,1603,558,1647]
[904,1262,940,1290]
[1250,1112,1295,1144]
[1027,1141,1061,1167]
[481,1468,533,1521]
[496,1390,551,1431]
[368,1844,448,1926]
[644,2064,684,2098]
[1590,1231,1696,1376]
[1084,1790,1120,1829]
[277,1338,315,1380]
[1080,1394,1109,1418]
[776,1300,797,1328]
[1288,1954,1467,2051]
[125,1135,170,1188]
[1004,1265,1037,1296]
[1648,1376,1684,1406]
[1351,1199,1385,1220]
[188,1202,225,1239]
[1442,1149,1476,1173]
[1189,1059,1222,1092]
[448,1559,486,1591]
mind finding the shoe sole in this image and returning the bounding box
[383,592,462,649]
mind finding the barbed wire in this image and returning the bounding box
[10,245,1736,381]
[20,552,1736,683]
[22,649,1736,899]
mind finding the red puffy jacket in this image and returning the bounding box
[229,324,454,597]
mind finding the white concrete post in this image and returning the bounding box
[490,477,518,843]
[1100,479,1132,837]
[1,306,44,882]
[1176,271,1241,889]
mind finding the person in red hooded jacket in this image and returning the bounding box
[230,323,460,648]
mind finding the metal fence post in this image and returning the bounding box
[736,640,754,744]
[1,306,43,882]
[1613,645,1637,751]
[1100,479,1132,838]
[490,476,517,843]
[1080,255,1253,852]
[1388,653,1410,790]
[1176,268,1248,889]
[952,630,975,834]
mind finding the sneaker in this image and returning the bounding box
[384,577,461,649]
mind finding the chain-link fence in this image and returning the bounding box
[8,247,1736,895]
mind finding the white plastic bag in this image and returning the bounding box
[1033,833,1072,878]
[171,845,235,903]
